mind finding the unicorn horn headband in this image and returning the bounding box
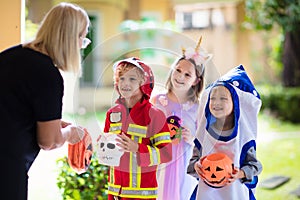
[181,36,212,68]
[195,35,202,53]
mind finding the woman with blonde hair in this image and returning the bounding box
[0,2,90,199]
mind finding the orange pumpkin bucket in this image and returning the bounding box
[201,152,233,188]
[68,128,93,174]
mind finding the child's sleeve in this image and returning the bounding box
[137,108,172,167]
[103,111,111,133]
[187,140,202,178]
[240,145,263,183]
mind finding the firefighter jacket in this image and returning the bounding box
[104,97,172,199]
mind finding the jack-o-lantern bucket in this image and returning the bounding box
[201,152,233,188]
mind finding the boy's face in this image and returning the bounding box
[118,68,144,99]
[209,86,233,120]
[171,59,198,92]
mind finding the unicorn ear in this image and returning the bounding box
[204,53,213,64]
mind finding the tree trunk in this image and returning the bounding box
[282,29,300,87]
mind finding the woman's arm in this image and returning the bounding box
[37,119,84,150]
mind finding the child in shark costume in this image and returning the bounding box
[188,65,263,200]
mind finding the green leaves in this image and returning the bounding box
[245,0,300,32]
[56,156,108,200]
[258,85,300,123]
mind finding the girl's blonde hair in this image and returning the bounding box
[26,2,90,73]
[166,57,205,103]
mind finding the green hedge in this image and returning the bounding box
[56,156,108,200]
[257,85,300,123]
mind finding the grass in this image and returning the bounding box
[256,112,300,200]
[258,110,300,132]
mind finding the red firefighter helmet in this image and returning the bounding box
[113,57,154,99]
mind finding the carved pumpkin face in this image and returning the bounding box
[201,153,233,188]
[167,115,182,145]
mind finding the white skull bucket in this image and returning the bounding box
[97,133,124,166]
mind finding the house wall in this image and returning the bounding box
[175,1,253,78]
[71,0,127,41]
[55,0,129,113]
[141,0,174,20]
[27,0,52,23]
[0,0,24,51]
[0,0,269,113]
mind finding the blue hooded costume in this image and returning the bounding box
[194,65,262,200]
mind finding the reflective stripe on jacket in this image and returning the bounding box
[104,98,172,198]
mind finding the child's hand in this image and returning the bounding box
[227,167,245,185]
[194,156,212,180]
[116,133,139,153]
[194,161,202,176]
[194,157,206,180]
[181,127,194,145]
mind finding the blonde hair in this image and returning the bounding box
[114,63,144,85]
[25,2,90,73]
[166,57,205,103]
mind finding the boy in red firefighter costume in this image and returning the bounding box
[103,57,172,200]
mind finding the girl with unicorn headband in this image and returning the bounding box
[151,36,212,200]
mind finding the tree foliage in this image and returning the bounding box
[245,0,300,32]
[244,0,300,87]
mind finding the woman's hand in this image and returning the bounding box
[61,120,71,128]
[65,125,85,144]
[116,133,139,152]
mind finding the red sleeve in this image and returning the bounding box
[103,110,112,133]
[137,107,172,167]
